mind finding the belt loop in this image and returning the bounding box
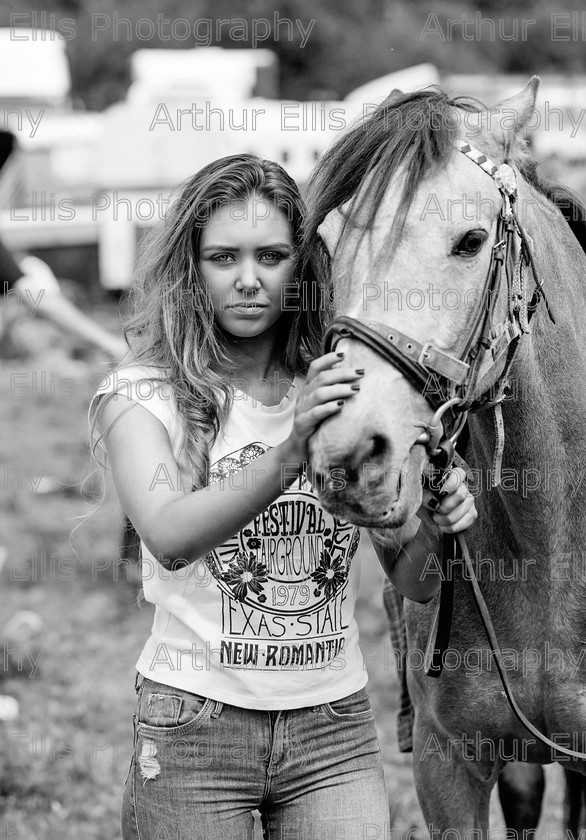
[210,700,223,718]
[134,671,145,694]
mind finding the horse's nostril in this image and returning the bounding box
[369,435,387,459]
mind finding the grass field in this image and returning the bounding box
[0,297,567,839]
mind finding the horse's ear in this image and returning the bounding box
[485,76,540,147]
[317,205,347,255]
[380,88,403,106]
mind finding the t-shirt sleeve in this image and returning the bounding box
[90,365,175,435]
[90,365,193,494]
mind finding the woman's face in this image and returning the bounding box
[199,195,296,339]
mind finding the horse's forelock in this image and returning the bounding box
[305,88,485,265]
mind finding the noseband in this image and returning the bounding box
[323,141,556,469]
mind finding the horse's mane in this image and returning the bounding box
[303,87,586,288]
[520,159,586,254]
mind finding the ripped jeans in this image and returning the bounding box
[121,674,390,840]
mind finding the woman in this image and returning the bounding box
[90,154,476,839]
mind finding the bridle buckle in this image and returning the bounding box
[418,343,433,369]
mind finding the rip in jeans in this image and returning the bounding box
[138,738,161,782]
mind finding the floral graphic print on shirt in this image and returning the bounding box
[205,442,361,670]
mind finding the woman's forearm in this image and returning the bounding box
[370,511,442,603]
[143,439,302,568]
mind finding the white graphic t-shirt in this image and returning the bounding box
[92,365,366,710]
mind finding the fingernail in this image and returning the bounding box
[355,368,365,375]
[439,490,448,499]
[351,384,361,391]
[427,497,439,510]
[337,399,345,406]
[336,352,345,358]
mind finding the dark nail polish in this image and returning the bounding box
[351,384,361,391]
[355,368,365,375]
[337,399,345,406]
[427,497,439,510]
[439,490,448,499]
[336,352,344,358]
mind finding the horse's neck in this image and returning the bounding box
[468,194,586,582]
[470,272,586,585]
[469,382,568,560]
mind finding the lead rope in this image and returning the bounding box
[458,532,586,760]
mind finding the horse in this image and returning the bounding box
[304,78,586,834]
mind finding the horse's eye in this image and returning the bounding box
[453,230,488,256]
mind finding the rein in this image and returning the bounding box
[324,143,586,760]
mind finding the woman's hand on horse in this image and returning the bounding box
[285,352,364,462]
[431,467,478,534]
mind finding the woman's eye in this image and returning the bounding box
[210,253,234,264]
[259,251,288,264]
[452,230,488,256]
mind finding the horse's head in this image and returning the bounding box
[307,79,540,528]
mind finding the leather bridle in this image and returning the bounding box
[323,140,556,461]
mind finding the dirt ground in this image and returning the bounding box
[0,298,567,839]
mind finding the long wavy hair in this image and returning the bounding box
[91,154,325,489]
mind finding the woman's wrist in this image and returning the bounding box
[276,436,306,478]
